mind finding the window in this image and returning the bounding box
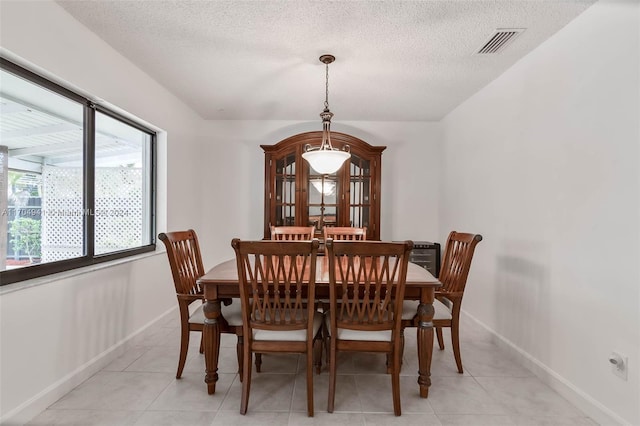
[0,59,156,285]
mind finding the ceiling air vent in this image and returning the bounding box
[475,28,525,54]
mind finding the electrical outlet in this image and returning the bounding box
[609,352,628,380]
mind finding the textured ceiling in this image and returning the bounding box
[57,1,596,121]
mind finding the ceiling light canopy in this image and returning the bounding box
[302,54,350,175]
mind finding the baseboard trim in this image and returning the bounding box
[462,311,626,426]
[0,306,178,426]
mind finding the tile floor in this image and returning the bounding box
[27,312,597,425]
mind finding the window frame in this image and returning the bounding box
[1,58,157,286]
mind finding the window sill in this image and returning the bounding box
[0,250,164,296]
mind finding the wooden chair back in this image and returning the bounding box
[270,226,315,241]
[323,226,367,241]
[326,240,413,333]
[439,231,483,295]
[232,239,320,334]
[160,229,231,380]
[158,229,204,297]
[232,238,322,416]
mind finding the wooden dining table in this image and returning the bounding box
[196,257,442,398]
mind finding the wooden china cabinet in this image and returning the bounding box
[262,131,385,240]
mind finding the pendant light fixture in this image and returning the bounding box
[302,54,350,174]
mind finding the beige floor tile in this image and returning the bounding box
[146,372,235,412]
[290,411,366,425]
[132,410,216,426]
[403,343,472,377]
[291,371,362,413]
[25,315,595,425]
[437,414,516,425]
[355,374,435,414]
[220,373,295,412]
[290,371,326,414]
[363,412,441,425]
[426,376,507,415]
[212,409,291,425]
[474,377,586,418]
[124,345,183,373]
[507,415,598,425]
[327,374,363,413]
[182,351,207,375]
[457,315,496,342]
[459,339,533,378]
[102,346,149,372]
[397,375,438,413]
[355,374,400,413]
[49,372,173,411]
[27,409,142,425]
[400,327,473,377]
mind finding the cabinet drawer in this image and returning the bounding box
[410,253,436,261]
[411,259,436,268]
[411,249,436,256]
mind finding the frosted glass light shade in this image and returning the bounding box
[310,179,336,195]
[302,150,350,174]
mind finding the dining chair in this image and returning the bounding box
[265,224,317,373]
[270,225,315,240]
[232,238,323,416]
[401,231,482,373]
[319,226,368,363]
[159,230,244,379]
[323,226,367,241]
[325,239,413,416]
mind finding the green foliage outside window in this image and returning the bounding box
[9,217,42,262]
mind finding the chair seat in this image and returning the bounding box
[253,311,323,342]
[401,298,453,321]
[323,316,392,342]
[188,298,243,326]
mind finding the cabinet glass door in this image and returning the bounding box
[307,172,338,233]
[274,154,296,226]
[348,155,371,228]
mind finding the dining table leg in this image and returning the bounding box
[416,288,435,398]
[202,297,222,395]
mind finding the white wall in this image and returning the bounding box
[0,1,204,423]
[440,0,639,424]
[0,2,442,421]
[198,120,441,265]
[3,0,636,424]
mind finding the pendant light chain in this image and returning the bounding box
[324,62,329,110]
[301,53,350,175]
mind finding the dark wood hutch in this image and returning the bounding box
[262,131,385,240]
